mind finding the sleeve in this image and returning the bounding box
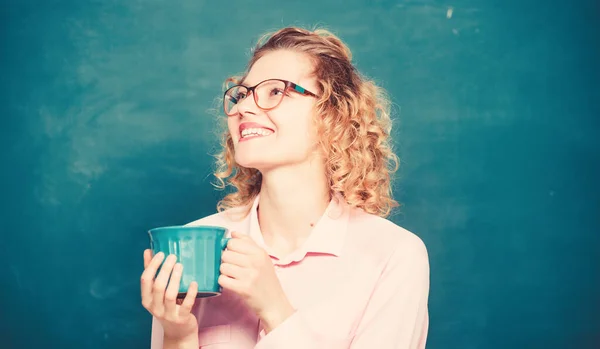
[254,310,351,349]
[255,236,430,349]
[349,237,430,348]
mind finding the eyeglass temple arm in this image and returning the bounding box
[290,83,319,98]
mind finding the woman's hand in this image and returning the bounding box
[218,231,296,332]
[141,250,199,343]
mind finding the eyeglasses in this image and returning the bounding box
[223,78,319,116]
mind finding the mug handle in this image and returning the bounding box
[220,237,231,250]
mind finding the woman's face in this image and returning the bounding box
[226,50,322,172]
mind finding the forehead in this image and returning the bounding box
[243,50,316,86]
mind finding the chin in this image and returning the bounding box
[235,154,293,173]
[234,154,269,171]
[234,147,311,171]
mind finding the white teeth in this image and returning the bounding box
[241,128,273,138]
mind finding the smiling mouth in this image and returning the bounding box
[240,128,274,140]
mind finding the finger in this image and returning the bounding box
[164,262,183,316]
[141,252,165,308]
[143,249,152,269]
[218,274,238,292]
[220,262,245,279]
[143,251,164,278]
[230,231,249,239]
[221,250,247,266]
[152,254,178,315]
[179,281,198,314]
[226,237,258,254]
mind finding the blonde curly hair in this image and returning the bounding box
[213,26,400,218]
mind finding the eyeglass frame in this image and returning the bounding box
[223,78,320,116]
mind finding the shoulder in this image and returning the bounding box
[184,205,250,229]
[345,207,429,270]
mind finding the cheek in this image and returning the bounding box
[274,109,318,146]
[227,118,239,140]
[278,100,316,126]
[296,109,318,142]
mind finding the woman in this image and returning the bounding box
[141,26,430,349]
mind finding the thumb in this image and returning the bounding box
[230,230,246,239]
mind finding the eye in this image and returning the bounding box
[269,87,290,97]
[234,91,247,101]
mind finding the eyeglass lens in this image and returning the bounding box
[224,80,287,115]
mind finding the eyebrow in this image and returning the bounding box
[238,77,301,87]
[238,76,249,86]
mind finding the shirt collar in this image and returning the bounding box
[246,193,349,264]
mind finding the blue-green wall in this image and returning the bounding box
[1,1,598,348]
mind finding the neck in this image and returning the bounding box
[257,162,330,257]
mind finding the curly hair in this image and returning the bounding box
[213,26,400,218]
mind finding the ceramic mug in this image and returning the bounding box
[148,225,230,298]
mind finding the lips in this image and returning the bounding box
[238,122,274,141]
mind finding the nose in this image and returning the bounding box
[236,91,260,117]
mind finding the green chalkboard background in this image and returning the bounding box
[1,0,598,348]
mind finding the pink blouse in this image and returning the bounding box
[151,195,430,348]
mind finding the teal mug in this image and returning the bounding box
[148,225,230,298]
